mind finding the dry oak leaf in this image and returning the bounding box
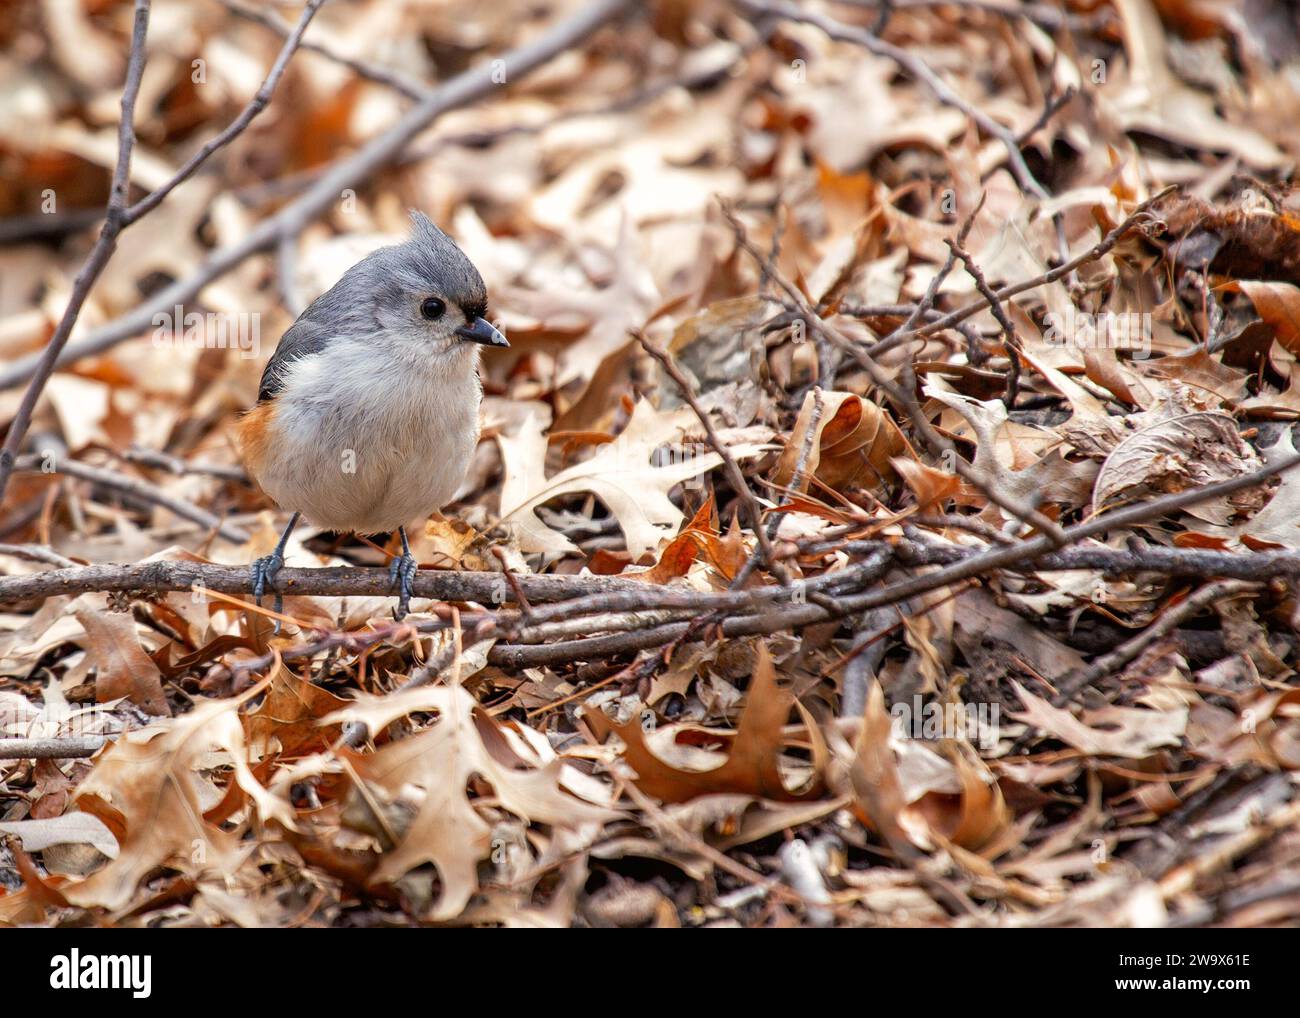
[583,643,824,804]
[924,382,1052,513]
[245,667,349,760]
[499,215,661,391]
[773,389,909,495]
[842,682,912,856]
[907,747,1011,854]
[1010,681,1186,759]
[1189,688,1300,771]
[891,457,960,513]
[73,601,170,717]
[328,684,614,921]
[1144,348,1250,406]
[1177,430,1300,549]
[1109,0,1285,170]
[622,494,749,584]
[62,693,294,911]
[497,399,763,558]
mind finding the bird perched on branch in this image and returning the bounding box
[237,211,508,623]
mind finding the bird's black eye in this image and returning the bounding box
[420,297,446,320]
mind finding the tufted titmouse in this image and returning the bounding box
[237,211,508,622]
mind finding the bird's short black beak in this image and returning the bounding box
[456,317,509,348]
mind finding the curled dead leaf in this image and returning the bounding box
[773,389,908,495]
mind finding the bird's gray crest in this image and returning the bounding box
[409,210,453,253]
[396,210,487,314]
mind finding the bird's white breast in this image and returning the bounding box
[254,336,481,533]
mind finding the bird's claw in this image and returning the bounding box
[389,551,419,620]
[251,551,286,634]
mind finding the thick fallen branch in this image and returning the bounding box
[219,0,428,101]
[7,523,1300,620]
[0,545,886,608]
[0,561,655,605]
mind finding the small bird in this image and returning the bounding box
[237,211,508,622]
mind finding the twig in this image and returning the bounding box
[0,544,78,569]
[830,0,1115,31]
[838,606,896,717]
[741,0,1048,198]
[910,188,1176,342]
[892,200,981,341]
[638,332,788,583]
[614,386,840,693]
[218,0,428,101]
[13,453,249,545]
[731,387,824,591]
[1016,86,1078,145]
[1050,580,1260,706]
[722,202,1068,544]
[0,0,329,506]
[492,547,533,618]
[124,0,328,226]
[833,451,1300,617]
[0,560,702,605]
[405,32,758,159]
[945,233,1023,406]
[0,736,108,760]
[618,778,822,913]
[11,499,1300,612]
[121,446,250,484]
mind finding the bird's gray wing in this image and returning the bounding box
[256,316,335,403]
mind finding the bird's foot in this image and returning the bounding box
[389,550,419,620]
[251,551,286,634]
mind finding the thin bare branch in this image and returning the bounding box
[0,0,153,502]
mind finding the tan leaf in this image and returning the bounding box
[773,389,908,494]
[497,400,762,557]
[62,695,293,911]
[1235,280,1300,354]
[245,667,348,760]
[891,456,960,512]
[330,684,613,921]
[73,603,170,717]
[1010,681,1186,758]
[1111,0,1284,170]
[1092,412,1263,523]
